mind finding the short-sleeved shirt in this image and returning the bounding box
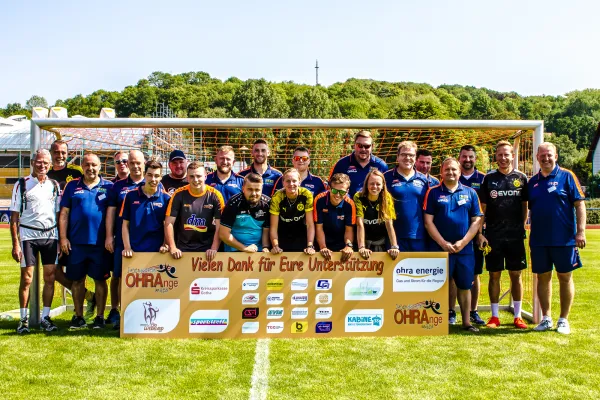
[424,182,483,255]
[384,168,429,240]
[329,153,388,197]
[270,187,314,246]
[166,185,225,252]
[9,176,60,241]
[60,177,114,246]
[272,172,327,197]
[353,192,395,243]
[238,164,283,196]
[527,165,585,247]
[313,192,356,250]
[161,175,188,195]
[48,164,83,192]
[120,186,171,252]
[478,169,528,241]
[108,176,144,247]
[425,174,440,187]
[460,169,486,194]
[220,193,270,252]
[205,171,244,204]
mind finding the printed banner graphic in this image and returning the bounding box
[121,252,448,338]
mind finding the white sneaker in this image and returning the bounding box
[556,319,571,335]
[534,318,553,331]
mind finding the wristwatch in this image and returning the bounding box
[306,244,314,249]
[390,245,399,250]
[345,242,353,248]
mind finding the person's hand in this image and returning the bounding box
[261,246,271,253]
[452,240,465,253]
[243,244,258,253]
[105,236,114,253]
[359,247,371,260]
[206,248,217,261]
[387,248,399,260]
[159,244,169,254]
[271,245,283,254]
[122,247,134,258]
[320,247,332,261]
[60,238,71,255]
[441,241,455,253]
[575,232,586,249]
[341,246,353,262]
[304,246,315,255]
[12,244,22,263]
[476,234,488,248]
[170,246,183,259]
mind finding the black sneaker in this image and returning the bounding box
[69,315,87,330]
[113,320,120,331]
[40,316,58,332]
[17,317,30,334]
[470,310,486,325]
[92,316,106,329]
[106,309,120,325]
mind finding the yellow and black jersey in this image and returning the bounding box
[353,192,395,242]
[48,164,83,191]
[269,187,314,250]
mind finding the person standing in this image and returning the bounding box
[272,146,327,197]
[112,151,130,182]
[162,150,188,195]
[205,145,244,203]
[238,139,282,197]
[415,148,440,186]
[528,142,586,335]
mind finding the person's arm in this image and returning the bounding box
[356,217,370,259]
[122,220,133,258]
[384,219,399,259]
[10,212,22,263]
[164,216,181,259]
[269,214,282,254]
[262,227,271,253]
[476,203,487,247]
[424,214,454,253]
[105,206,116,253]
[304,211,315,255]
[575,200,586,249]
[59,207,71,255]
[341,225,354,262]
[453,216,483,253]
[206,220,221,261]
[315,224,331,260]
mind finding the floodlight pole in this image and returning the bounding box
[29,121,42,327]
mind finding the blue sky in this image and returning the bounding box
[1,0,599,106]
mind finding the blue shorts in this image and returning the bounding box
[398,239,427,252]
[449,254,475,290]
[113,246,124,278]
[67,245,111,281]
[530,246,583,274]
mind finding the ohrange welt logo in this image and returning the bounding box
[124,264,179,293]
[394,300,443,329]
[392,258,446,292]
[123,299,180,334]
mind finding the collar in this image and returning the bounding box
[351,152,376,167]
[441,182,464,193]
[251,164,272,176]
[538,164,560,179]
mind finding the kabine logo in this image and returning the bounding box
[266,322,284,334]
[345,309,384,333]
[392,258,447,292]
[189,310,229,333]
[315,307,332,319]
[242,322,259,334]
[394,300,443,329]
[125,264,179,293]
[315,279,331,290]
[267,307,284,319]
[315,293,332,305]
[266,293,284,305]
[345,278,383,300]
[189,278,229,301]
[184,214,207,232]
[266,279,284,290]
[242,307,259,319]
[242,279,259,291]
[291,307,308,319]
[291,279,308,291]
[123,299,180,334]
[316,321,332,333]
[291,293,308,305]
[242,293,260,305]
[291,321,308,333]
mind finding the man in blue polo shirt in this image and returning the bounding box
[271,146,327,197]
[415,148,440,186]
[206,145,244,203]
[384,141,429,252]
[314,173,356,261]
[59,152,114,330]
[104,150,145,326]
[528,142,586,335]
[424,157,483,332]
[239,139,282,196]
[329,130,388,197]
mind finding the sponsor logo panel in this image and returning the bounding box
[315,293,332,305]
[392,258,447,292]
[266,293,284,305]
[315,307,332,319]
[394,300,443,329]
[242,293,260,305]
[124,264,178,293]
[291,321,308,333]
[291,279,308,291]
[123,299,180,334]
[242,307,259,319]
[267,322,284,334]
[242,279,259,291]
[266,279,284,290]
[267,307,284,319]
[189,278,229,301]
[291,293,308,305]
[344,278,384,300]
[315,279,331,290]
[291,307,308,319]
[189,310,229,333]
[316,321,332,333]
[345,309,384,333]
[242,322,259,334]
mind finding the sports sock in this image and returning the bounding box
[42,307,51,318]
[491,303,499,318]
[20,308,27,319]
[543,315,552,322]
[557,317,567,323]
[513,301,522,318]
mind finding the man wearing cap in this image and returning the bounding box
[205,145,244,204]
[162,150,188,195]
[238,139,282,197]
[271,146,327,197]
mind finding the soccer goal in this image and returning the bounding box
[28,112,544,325]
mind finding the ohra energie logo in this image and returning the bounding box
[184,214,207,232]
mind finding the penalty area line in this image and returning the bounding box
[249,338,271,400]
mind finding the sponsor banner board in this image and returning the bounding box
[121,252,448,338]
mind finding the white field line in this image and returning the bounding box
[248,338,271,400]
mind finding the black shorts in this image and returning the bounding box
[21,239,58,268]
[485,239,527,272]
[474,245,484,275]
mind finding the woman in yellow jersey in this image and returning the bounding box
[269,168,315,254]
[354,169,400,260]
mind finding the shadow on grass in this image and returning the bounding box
[449,324,538,336]
[0,319,120,338]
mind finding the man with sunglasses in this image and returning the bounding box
[328,131,388,198]
[271,146,326,197]
[112,151,130,182]
[239,139,282,197]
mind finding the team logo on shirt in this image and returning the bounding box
[347,166,357,173]
[204,204,214,209]
[297,203,304,211]
[471,183,481,189]
[184,214,207,232]
[74,189,84,195]
[153,202,163,207]
[413,180,423,188]
[513,179,521,188]
[66,175,74,183]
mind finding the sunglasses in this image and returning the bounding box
[293,156,309,162]
[115,159,128,165]
[356,143,372,150]
[331,188,347,196]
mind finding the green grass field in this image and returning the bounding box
[0,229,599,400]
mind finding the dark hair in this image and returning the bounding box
[253,139,268,147]
[244,173,263,185]
[294,146,310,155]
[187,161,204,171]
[145,160,162,173]
[50,139,68,152]
[460,145,476,154]
[416,149,432,158]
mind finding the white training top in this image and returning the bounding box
[9,175,61,241]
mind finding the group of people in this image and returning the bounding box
[9,131,586,335]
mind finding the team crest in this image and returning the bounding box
[66,175,74,183]
[513,179,521,188]
[297,203,304,211]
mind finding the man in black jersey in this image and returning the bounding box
[162,150,188,195]
[478,141,529,329]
